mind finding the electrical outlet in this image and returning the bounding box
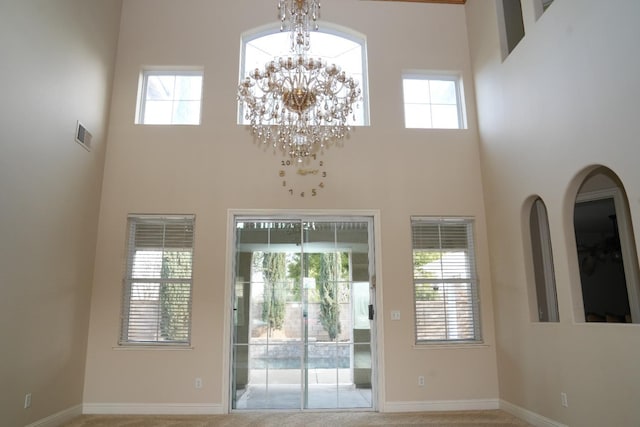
[24,393,31,409]
[418,376,425,386]
[560,392,568,408]
[195,378,203,389]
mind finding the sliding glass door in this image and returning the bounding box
[231,216,375,410]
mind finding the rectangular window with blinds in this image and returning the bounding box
[411,217,481,344]
[120,215,195,346]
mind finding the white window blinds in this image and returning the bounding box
[411,217,481,344]
[120,215,195,345]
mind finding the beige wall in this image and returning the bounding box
[466,0,640,425]
[6,0,640,423]
[82,0,498,411]
[0,1,122,425]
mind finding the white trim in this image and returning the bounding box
[500,399,568,427]
[411,343,490,350]
[238,22,370,126]
[82,403,224,415]
[401,73,466,130]
[224,209,383,412]
[372,212,385,411]
[240,20,368,46]
[25,404,82,427]
[111,345,194,351]
[533,199,559,322]
[575,188,617,204]
[136,68,204,125]
[383,398,499,413]
[221,210,235,413]
[611,190,640,322]
[410,218,482,343]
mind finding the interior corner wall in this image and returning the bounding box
[466,0,640,425]
[0,1,122,425]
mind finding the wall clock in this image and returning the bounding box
[278,154,327,197]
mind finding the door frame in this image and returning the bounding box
[222,209,385,412]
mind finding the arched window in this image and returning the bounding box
[573,167,640,323]
[528,197,559,322]
[238,23,369,126]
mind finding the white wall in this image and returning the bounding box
[0,1,122,425]
[466,0,640,425]
[83,0,499,412]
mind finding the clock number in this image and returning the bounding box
[279,157,326,197]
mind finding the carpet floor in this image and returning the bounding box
[63,410,532,426]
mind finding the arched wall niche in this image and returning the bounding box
[522,195,559,323]
[565,165,640,323]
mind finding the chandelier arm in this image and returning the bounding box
[239,0,360,160]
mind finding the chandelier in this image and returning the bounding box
[238,0,361,161]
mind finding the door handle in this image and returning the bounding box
[368,304,374,320]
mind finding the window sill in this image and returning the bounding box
[134,123,201,126]
[113,345,193,351]
[412,342,488,350]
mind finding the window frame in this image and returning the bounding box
[119,214,196,347]
[136,69,204,126]
[238,22,370,126]
[411,217,482,345]
[402,72,466,130]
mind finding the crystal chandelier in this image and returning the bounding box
[238,0,361,161]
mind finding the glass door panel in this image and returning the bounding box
[231,217,374,411]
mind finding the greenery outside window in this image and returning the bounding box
[120,215,195,346]
[411,217,481,344]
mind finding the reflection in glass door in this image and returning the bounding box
[231,217,375,410]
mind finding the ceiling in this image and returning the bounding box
[377,0,466,4]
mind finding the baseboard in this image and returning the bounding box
[82,403,226,415]
[27,400,562,425]
[25,404,83,427]
[83,402,225,415]
[500,399,568,427]
[383,398,499,413]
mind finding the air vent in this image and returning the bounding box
[75,121,92,151]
